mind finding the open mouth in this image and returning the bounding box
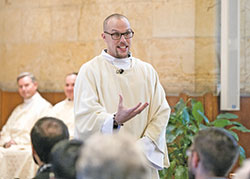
[117,45,128,52]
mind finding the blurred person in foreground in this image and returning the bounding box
[50,139,83,179]
[187,127,239,179]
[30,117,69,179]
[76,133,150,179]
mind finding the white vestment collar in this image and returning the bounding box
[101,50,132,70]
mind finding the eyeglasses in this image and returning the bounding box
[104,30,134,40]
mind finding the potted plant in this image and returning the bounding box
[160,98,250,179]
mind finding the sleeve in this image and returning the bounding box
[137,136,165,170]
[142,67,171,168]
[0,107,18,146]
[74,64,113,140]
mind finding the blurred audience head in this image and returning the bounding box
[76,133,150,179]
[50,139,83,179]
[188,127,239,179]
[30,116,69,166]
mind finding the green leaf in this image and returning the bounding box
[182,108,190,124]
[192,101,204,124]
[229,126,250,133]
[199,123,209,130]
[239,145,246,165]
[216,113,238,120]
[197,110,210,124]
[211,119,232,128]
[166,124,176,133]
[175,165,188,179]
[226,130,239,141]
[189,123,199,133]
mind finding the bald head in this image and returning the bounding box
[103,13,129,32]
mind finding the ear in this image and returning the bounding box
[31,144,36,155]
[101,33,106,40]
[192,151,200,168]
[33,81,38,89]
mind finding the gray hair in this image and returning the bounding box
[76,133,150,179]
[193,127,239,177]
[17,72,36,83]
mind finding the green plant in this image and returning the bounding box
[159,98,250,179]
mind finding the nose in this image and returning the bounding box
[120,34,127,42]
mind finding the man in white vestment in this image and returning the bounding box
[0,72,52,147]
[74,14,171,179]
[0,72,52,178]
[52,72,77,138]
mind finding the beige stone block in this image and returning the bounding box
[3,0,39,7]
[51,6,80,42]
[195,37,218,94]
[35,42,95,91]
[131,39,152,64]
[0,0,4,8]
[0,10,3,43]
[40,0,82,7]
[83,0,151,3]
[0,43,47,90]
[194,77,218,94]
[195,37,217,74]
[2,8,22,43]
[22,8,51,43]
[149,38,195,93]
[150,38,195,74]
[0,41,98,91]
[78,2,127,42]
[152,0,195,37]
[79,1,152,42]
[245,4,250,36]
[125,2,153,39]
[195,0,217,37]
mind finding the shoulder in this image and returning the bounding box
[77,55,108,81]
[133,57,157,74]
[36,93,52,107]
[79,55,105,72]
[53,99,67,109]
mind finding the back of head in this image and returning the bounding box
[30,117,69,163]
[50,139,83,179]
[76,133,150,179]
[194,127,239,177]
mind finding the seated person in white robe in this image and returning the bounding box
[0,72,52,148]
[0,72,52,179]
[52,72,77,138]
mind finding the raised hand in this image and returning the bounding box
[3,139,17,148]
[114,94,149,124]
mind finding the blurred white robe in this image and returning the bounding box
[0,92,52,146]
[52,98,74,138]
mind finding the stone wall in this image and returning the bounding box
[0,0,249,96]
